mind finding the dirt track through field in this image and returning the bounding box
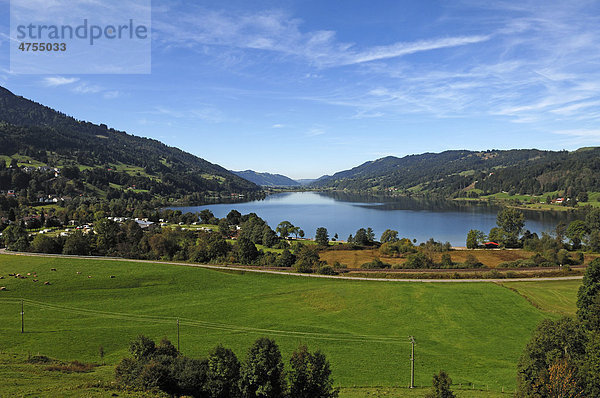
[0,250,583,283]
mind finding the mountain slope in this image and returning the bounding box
[232,170,300,187]
[0,87,259,199]
[312,148,600,197]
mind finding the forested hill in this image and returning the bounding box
[311,148,600,197]
[0,86,259,200]
[232,170,300,187]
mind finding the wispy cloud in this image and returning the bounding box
[288,3,600,126]
[42,77,123,100]
[344,35,491,65]
[151,3,600,131]
[43,76,80,87]
[153,8,489,68]
[553,128,600,147]
[154,105,224,123]
[103,91,121,99]
[73,83,103,94]
[554,129,600,138]
[306,127,325,137]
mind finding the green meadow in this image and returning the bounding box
[0,254,580,396]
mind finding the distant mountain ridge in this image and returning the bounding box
[296,178,318,185]
[232,170,300,187]
[0,86,259,199]
[311,148,600,197]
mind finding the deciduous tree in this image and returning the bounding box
[315,227,329,246]
[240,338,286,398]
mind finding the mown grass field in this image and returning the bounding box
[0,254,580,396]
[502,279,580,316]
[320,248,536,268]
[320,248,599,269]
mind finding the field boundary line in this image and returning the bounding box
[0,250,583,283]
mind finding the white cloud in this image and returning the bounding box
[272,124,285,128]
[344,35,491,65]
[153,7,489,68]
[43,76,79,86]
[154,105,224,123]
[306,128,325,137]
[73,83,103,94]
[103,91,121,99]
[551,101,600,116]
[554,129,600,138]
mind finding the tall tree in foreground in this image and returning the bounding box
[577,258,600,330]
[240,338,286,398]
[516,317,586,397]
[517,260,600,397]
[206,345,241,398]
[289,345,339,398]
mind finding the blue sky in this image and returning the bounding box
[1,1,600,179]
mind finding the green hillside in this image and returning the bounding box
[312,148,600,199]
[0,254,563,393]
[0,87,259,201]
[232,170,301,187]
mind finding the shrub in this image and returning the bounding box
[483,269,501,279]
[275,249,295,267]
[420,238,452,253]
[404,252,434,269]
[425,370,455,398]
[294,246,320,273]
[379,238,417,257]
[173,357,209,397]
[463,254,483,268]
[26,355,54,364]
[46,360,96,373]
[360,258,391,269]
[318,265,338,275]
[440,253,453,267]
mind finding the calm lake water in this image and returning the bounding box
[172,192,573,246]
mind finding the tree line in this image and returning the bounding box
[115,335,338,398]
[466,207,600,268]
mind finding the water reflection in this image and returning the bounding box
[171,192,574,246]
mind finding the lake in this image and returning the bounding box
[172,192,573,246]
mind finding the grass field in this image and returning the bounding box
[320,248,536,268]
[501,279,580,316]
[321,248,599,269]
[0,352,157,398]
[0,254,581,396]
[0,351,510,398]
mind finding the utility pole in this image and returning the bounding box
[21,300,24,333]
[177,319,180,352]
[409,336,416,388]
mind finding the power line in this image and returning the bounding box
[1,298,413,345]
